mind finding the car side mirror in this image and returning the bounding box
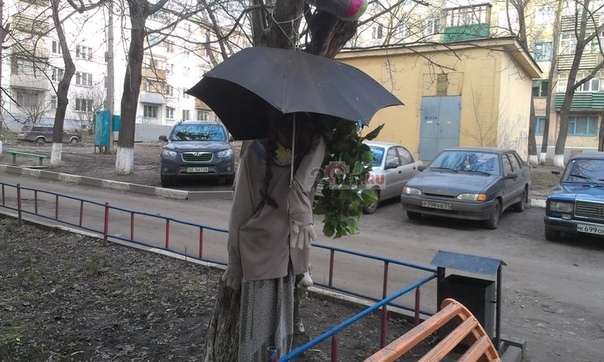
[418,164,425,172]
[229,135,234,142]
[385,162,398,169]
[159,135,168,142]
[504,172,518,180]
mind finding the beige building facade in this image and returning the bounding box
[337,37,541,161]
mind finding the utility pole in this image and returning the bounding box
[104,0,115,154]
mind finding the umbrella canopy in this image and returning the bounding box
[186,47,403,140]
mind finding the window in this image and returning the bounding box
[560,33,577,55]
[51,40,62,54]
[533,42,552,61]
[395,23,410,39]
[11,58,41,77]
[182,109,190,120]
[167,63,174,74]
[144,105,158,118]
[52,67,64,82]
[576,73,601,92]
[446,6,489,27]
[165,84,174,96]
[16,91,41,108]
[75,45,93,60]
[425,18,441,35]
[532,80,549,97]
[568,116,598,136]
[75,98,93,112]
[165,41,174,52]
[166,107,174,119]
[502,154,513,175]
[50,95,57,110]
[75,72,93,86]
[182,89,189,99]
[535,6,555,25]
[535,116,546,135]
[197,110,208,121]
[183,66,190,77]
[371,25,384,40]
[397,146,414,165]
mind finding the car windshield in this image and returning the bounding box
[171,124,226,141]
[562,159,604,183]
[368,145,384,167]
[429,151,499,175]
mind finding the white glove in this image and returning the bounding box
[221,267,242,290]
[291,224,316,249]
[299,272,313,288]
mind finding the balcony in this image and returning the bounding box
[443,23,490,43]
[10,74,50,90]
[142,67,167,80]
[12,14,50,34]
[555,92,604,110]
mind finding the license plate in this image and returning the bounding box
[576,224,604,235]
[422,201,452,210]
[187,167,208,173]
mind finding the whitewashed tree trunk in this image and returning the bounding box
[539,152,547,165]
[528,154,538,166]
[115,147,134,175]
[553,154,565,167]
[49,143,63,168]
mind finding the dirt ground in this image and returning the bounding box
[0,137,439,361]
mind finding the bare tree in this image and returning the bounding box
[115,0,169,175]
[554,0,604,166]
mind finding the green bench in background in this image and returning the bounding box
[4,149,49,166]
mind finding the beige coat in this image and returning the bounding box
[227,135,326,281]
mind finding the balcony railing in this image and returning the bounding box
[555,92,604,110]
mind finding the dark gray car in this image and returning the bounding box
[159,120,235,187]
[400,147,530,229]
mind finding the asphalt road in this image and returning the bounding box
[1,172,603,362]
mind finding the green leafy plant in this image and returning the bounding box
[313,119,383,238]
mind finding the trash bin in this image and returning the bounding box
[437,274,495,339]
[430,250,505,347]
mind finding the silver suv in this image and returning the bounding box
[159,120,235,187]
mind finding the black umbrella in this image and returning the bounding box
[186,47,403,140]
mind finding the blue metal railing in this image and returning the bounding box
[0,180,438,360]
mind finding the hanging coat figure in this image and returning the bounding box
[221,110,326,361]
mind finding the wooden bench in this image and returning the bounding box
[365,298,502,362]
[5,149,49,166]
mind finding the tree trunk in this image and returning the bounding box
[540,0,563,164]
[203,282,241,362]
[116,0,147,175]
[554,1,589,167]
[50,0,76,168]
[528,98,538,165]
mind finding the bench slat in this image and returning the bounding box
[419,317,478,361]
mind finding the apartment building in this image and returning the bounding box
[0,0,226,134]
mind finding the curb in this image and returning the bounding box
[0,164,233,200]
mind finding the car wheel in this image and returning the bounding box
[513,189,526,212]
[407,211,421,220]
[224,175,235,185]
[161,174,174,188]
[485,199,501,230]
[35,137,46,145]
[70,137,80,144]
[362,190,380,214]
[544,227,561,241]
[363,200,379,214]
